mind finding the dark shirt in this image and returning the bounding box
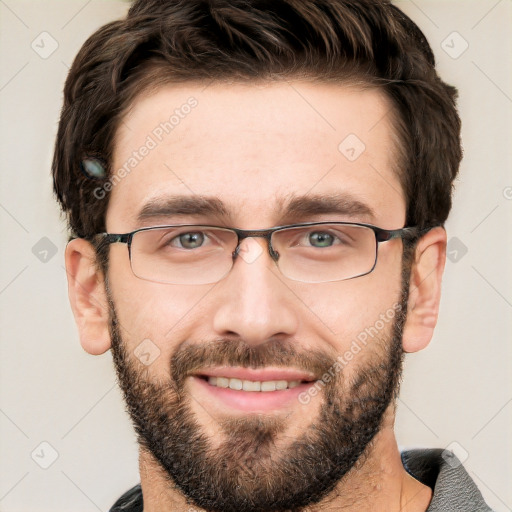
[110,448,493,511]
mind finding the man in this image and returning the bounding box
[53,0,492,510]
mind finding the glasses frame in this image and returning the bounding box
[96,221,420,284]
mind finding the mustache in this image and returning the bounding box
[170,338,337,388]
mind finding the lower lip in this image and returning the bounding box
[189,376,315,413]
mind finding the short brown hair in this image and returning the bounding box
[53,0,462,241]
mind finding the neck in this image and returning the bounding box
[139,407,432,512]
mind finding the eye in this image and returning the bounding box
[281,226,353,250]
[171,231,207,249]
[308,231,336,248]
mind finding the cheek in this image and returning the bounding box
[294,244,403,353]
[108,262,217,373]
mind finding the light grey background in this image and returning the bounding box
[0,1,510,511]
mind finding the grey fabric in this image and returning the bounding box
[401,449,493,512]
[110,484,142,512]
[110,449,493,511]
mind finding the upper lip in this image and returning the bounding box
[192,366,317,382]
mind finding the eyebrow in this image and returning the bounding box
[138,195,229,223]
[278,192,376,223]
[136,192,376,225]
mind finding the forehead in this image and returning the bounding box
[107,80,405,231]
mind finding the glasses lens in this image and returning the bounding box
[273,223,377,283]
[130,226,237,284]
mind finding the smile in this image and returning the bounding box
[205,376,302,391]
[189,367,318,413]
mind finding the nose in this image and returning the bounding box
[212,237,299,347]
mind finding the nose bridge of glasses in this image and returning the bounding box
[233,229,279,261]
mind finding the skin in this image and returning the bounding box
[65,80,446,511]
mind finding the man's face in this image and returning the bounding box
[106,81,408,511]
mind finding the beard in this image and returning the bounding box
[108,284,408,512]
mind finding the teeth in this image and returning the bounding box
[275,380,288,390]
[261,380,276,392]
[216,377,229,388]
[207,376,302,392]
[243,380,261,391]
[229,378,243,390]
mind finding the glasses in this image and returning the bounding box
[97,222,419,285]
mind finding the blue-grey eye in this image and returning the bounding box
[309,232,334,247]
[178,232,205,249]
[81,157,106,179]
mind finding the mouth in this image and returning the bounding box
[188,367,319,413]
[202,376,303,392]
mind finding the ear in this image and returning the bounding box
[402,226,447,353]
[65,238,111,355]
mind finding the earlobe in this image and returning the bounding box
[402,227,447,353]
[65,238,111,355]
